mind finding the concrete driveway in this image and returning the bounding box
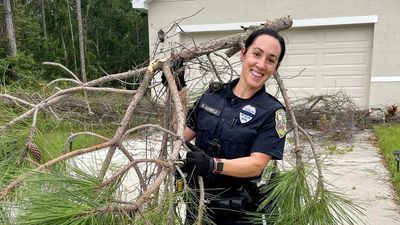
[314,130,399,224]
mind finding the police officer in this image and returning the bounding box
[167,28,287,225]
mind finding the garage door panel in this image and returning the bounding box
[284,53,317,67]
[321,87,367,97]
[322,76,365,88]
[286,88,321,99]
[283,76,317,88]
[280,69,318,77]
[323,52,368,66]
[285,25,372,107]
[285,30,318,45]
[323,28,369,43]
[321,69,368,76]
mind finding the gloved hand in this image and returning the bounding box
[161,58,186,91]
[184,151,214,177]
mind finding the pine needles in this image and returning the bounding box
[15,169,134,225]
[249,165,364,225]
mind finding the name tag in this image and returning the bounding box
[200,103,221,116]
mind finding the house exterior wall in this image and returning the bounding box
[145,0,400,107]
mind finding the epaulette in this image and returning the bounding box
[253,91,286,111]
[209,81,224,92]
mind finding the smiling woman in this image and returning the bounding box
[236,30,285,98]
[178,28,287,225]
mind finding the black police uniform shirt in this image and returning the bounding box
[187,78,286,188]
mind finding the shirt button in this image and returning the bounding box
[221,118,225,122]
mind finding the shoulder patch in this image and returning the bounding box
[275,109,286,138]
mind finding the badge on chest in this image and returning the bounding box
[239,105,256,124]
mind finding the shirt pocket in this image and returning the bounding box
[220,124,257,159]
[195,111,219,150]
[197,110,219,133]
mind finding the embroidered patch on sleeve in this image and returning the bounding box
[275,109,286,138]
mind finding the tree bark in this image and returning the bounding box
[0,10,3,51]
[61,31,69,66]
[2,0,17,56]
[66,0,78,73]
[76,0,86,82]
[41,0,47,39]
[75,0,92,114]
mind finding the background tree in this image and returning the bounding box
[75,0,86,82]
[40,0,46,39]
[2,0,17,56]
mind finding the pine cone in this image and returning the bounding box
[26,142,42,162]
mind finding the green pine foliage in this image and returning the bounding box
[0,107,30,186]
[249,165,364,225]
[15,169,134,225]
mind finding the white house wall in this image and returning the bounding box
[146,0,400,107]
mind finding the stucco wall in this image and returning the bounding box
[146,0,400,106]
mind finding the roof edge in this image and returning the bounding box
[177,15,379,33]
[131,0,152,13]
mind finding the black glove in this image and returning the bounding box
[184,151,214,177]
[185,141,203,152]
[161,58,186,91]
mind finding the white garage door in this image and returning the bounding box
[278,24,373,107]
[180,24,373,107]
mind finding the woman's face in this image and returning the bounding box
[240,34,281,91]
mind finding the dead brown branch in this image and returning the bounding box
[97,60,162,180]
[195,177,205,225]
[98,158,173,189]
[176,16,292,61]
[274,71,324,194]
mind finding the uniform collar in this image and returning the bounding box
[223,78,266,99]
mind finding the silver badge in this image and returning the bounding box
[239,105,256,124]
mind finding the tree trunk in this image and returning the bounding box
[2,0,17,56]
[75,0,92,114]
[41,0,47,39]
[61,30,69,66]
[0,11,4,52]
[76,0,86,82]
[66,0,78,74]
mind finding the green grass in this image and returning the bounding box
[373,124,400,201]
[0,103,116,186]
[0,103,120,224]
[35,119,115,162]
